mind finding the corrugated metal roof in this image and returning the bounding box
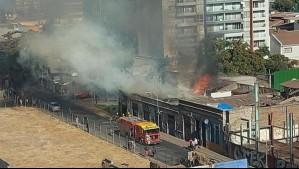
[190,94,282,109]
[281,79,299,89]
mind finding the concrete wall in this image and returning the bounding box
[281,45,299,60]
[270,34,281,55]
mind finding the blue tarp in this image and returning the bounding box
[217,102,233,111]
[213,159,248,168]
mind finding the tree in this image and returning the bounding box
[273,0,297,12]
[264,54,296,72]
[255,44,270,58]
[213,39,265,76]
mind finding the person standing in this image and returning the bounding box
[193,138,198,150]
[152,146,157,157]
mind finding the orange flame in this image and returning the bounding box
[193,74,212,95]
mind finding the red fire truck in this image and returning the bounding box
[118,116,161,145]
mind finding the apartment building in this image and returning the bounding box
[15,0,41,19]
[204,0,270,50]
[162,0,205,73]
[15,0,83,22]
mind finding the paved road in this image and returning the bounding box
[23,88,189,166]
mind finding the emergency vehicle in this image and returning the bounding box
[118,116,161,145]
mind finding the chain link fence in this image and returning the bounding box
[0,96,183,167]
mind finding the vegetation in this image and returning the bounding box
[272,0,297,12]
[95,104,118,114]
[208,38,296,76]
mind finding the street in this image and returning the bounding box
[23,87,189,166]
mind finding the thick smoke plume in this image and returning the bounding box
[0,0,14,11]
[19,21,181,98]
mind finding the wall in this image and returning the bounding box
[124,94,225,150]
[270,33,281,55]
[228,142,299,168]
[281,45,299,60]
[273,68,299,91]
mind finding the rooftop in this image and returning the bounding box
[271,30,299,45]
[270,11,298,18]
[281,79,299,89]
[189,93,282,109]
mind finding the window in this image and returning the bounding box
[284,47,292,53]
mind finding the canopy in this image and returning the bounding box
[217,102,233,111]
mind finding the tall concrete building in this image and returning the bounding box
[83,0,205,74]
[15,0,41,19]
[204,0,270,50]
[162,0,205,73]
[15,0,83,22]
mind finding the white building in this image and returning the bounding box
[271,29,299,61]
[205,0,270,50]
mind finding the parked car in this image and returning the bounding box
[74,91,90,99]
[49,101,61,112]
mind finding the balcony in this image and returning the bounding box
[206,18,243,24]
[176,12,197,17]
[253,15,267,21]
[206,8,242,14]
[176,2,197,6]
[205,0,242,5]
[176,22,198,27]
[177,42,199,47]
[176,32,197,38]
[207,28,243,34]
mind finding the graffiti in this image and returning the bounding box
[230,143,299,168]
[233,146,266,168]
[276,159,299,168]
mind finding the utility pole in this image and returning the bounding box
[254,83,260,152]
[289,113,294,166]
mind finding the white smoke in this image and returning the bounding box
[19,21,182,98]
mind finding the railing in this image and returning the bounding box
[0,97,184,168]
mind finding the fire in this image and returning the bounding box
[192,74,212,95]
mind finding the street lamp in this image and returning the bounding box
[145,92,160,128]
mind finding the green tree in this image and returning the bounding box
[213,39,265,76]
[255,44,270,58]
[264,54,295,72]
[273,0,296,12]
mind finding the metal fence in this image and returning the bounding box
[0,97,182,168]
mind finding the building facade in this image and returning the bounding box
[15,0,41,19]
[204,0,270,50]
[119,93,226,154]
[271,30,299,61]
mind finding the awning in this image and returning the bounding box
[217,102,233,111]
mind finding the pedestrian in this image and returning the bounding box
[193,138,198,150]
[189,138,193,150]
[19,98,23,107]
[75,116,79,127]
[144,146,148,156]
[188,151,194,167]
[191,140,196,151]
[25,98,29,107]
[152,146,157,157]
